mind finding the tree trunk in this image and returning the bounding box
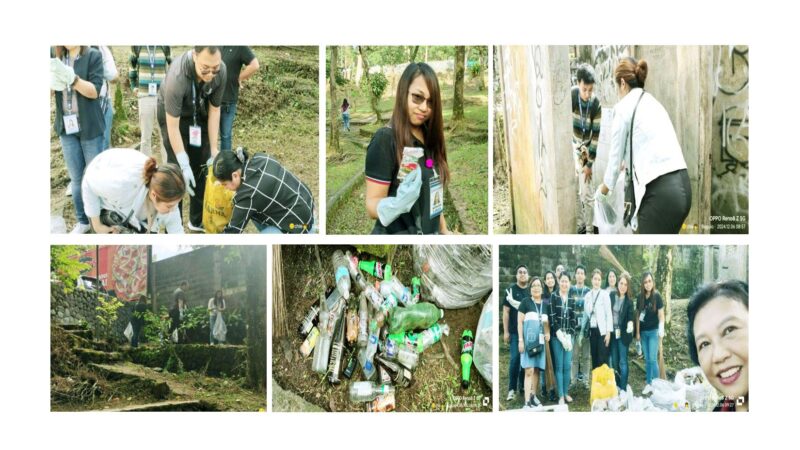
[453,46,466,122]
[245,247,267,392]
[329,47,340,153]
[272,246,287,340]
[358,46,381,122]
[654,245,674,325]
[476,47,486,92]
[409,46,420,63]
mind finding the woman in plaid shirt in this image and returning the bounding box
[549,271,579,405]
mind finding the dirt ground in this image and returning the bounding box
[272,245,492,412]
[50,46,318,234]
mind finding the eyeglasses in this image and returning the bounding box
[199,65,221,76]
[410,92,433,108]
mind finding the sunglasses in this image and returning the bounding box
[410,92,433,108]
[199,65,221,76]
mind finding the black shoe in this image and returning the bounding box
[549,390,558,403]
[577,225,587,234]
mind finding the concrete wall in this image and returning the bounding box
[498,46,576,233]
[703,245,749,284]
[50,283,131,337]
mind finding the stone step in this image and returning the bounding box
[75,348,121,364]
[65,329,93,340]
[89,362,190,397]
[60,323,90,332]
[105,400,212,412]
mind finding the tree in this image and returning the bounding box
[329,47,340,153]
[409,46,420,63]
[453,46,466,122]
[654,245,675,325]
[358,46,383,121]
[272,246,287,338]
[50,245,91,292]
[244,246,267,392]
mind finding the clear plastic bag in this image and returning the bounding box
[650,378,689,412]
[473,298,493,388]
[413,245,492,309]
[594,174,631,234]
[123,322,133,342]
[675,367,720,412]
[213,312,227,343]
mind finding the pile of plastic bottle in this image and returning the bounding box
[296,249,474,412]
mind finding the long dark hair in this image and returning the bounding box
[341,98,349,110]
[214,290,224,308]
[543,270,556,298]
[638,271,659,312]
[390,63,449,185]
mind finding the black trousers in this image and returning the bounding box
[589,327,610,370]
[637,169,692,234]
[158,112,209,228]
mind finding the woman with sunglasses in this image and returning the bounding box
[157,46,227,232]
[364,62,451,234]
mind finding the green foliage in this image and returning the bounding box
[469,62,482,79]
[363,72,388,100]
[113,83,127,122]
[141,308,169,344]
[50,246,91,292]
[94,295,124,341]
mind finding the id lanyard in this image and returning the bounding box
[147,46,155,82]
[578,98,591,141]
[559,293,570,334]
[192,82,198,127]
[64,54,75,113]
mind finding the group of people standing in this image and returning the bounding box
[52,46,315,235]
[503,263,665,408]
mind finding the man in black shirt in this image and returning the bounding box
[157,46,227,232]
[503,264,529,402]
[220,46,260,151]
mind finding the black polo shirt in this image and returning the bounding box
[158,50,227,120]
[221,46,256,105]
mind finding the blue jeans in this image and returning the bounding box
[102,100,114,150]
[342,112,350,131]
[551,336,573,398]
[610,337,630,390]
[508,334,524,393]
[60,133,104,224]
[641,329,660,385]
[220,102,238,151]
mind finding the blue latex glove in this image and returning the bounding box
[176,152,196,196]
[377,167,422,226]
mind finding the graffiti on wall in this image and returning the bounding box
[532,46,550,203]
[590,45,631,107]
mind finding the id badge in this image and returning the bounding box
[615,328,621,339]
[539,334,545,345]
[63,114,80,135]
[189,125,202,147]
[148,82,158,96]
[429,175,443,219]
[639,311,646,322]
[541,314,548,323]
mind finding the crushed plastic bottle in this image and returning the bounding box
[387,302,444,334]
[328,313,345,385]
[312,294,331,373]
[332,250,351,300]
[299,326,319,357]
[359,320,379,381]
[348,381,394,402]
[357,294,368,348]
[298,305,319,337]
[382,278,412,306]
[409,323,450,353]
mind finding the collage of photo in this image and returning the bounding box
[49,45,749,413]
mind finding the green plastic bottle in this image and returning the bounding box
[460,330,474,389]
[358,260,392,280]
[387,302,443,334]
[411,276,422,303]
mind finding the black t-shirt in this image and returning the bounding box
[221,46,256,104]
[637,292,664,331]
[158,50,227,120]
[503,284,528,336]
[365,127,436,234]
[518,297,549,322]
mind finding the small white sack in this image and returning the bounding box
[124,322,133,342]
[212,312,227,343]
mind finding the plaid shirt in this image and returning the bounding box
[223,153,315,233]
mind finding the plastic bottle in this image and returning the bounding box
[387,278,412,306]
[363,284,383,311]
[386,332,414,351]
[332,250,351,300]
[312,294,331,373]
[346,302,359,345]
[460,329,474,389]
[348,381,395,402]
[376,355,413,388]
[410,323,450,353]
[357,293,368,348]
[358,260,391,280]
[387,303,444,334]
[299,326,319,357]
[382,338,398,359]
[298,305,319,337]
[382,345,419,370]
[345,250,367,291]
[328,313,345,385]
[360,320,379,380]
[380,293,399,314]
[411,276,422,304]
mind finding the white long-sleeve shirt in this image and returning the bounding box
[584,288,613,336]
[82,148,183,233]
[603,88,687,221]
[97,46,118,99]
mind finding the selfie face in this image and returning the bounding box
[693,297,749,401]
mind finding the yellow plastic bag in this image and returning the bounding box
[202,170,235,233]
[589,364,618,406]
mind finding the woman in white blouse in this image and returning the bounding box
[584,268,613,370]
[82,148,185,233]
[597,57,691,234]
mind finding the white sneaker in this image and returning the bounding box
[187,222,205,233]
[642,384,653,395]
[531,395,541,407]
[65,181,73,197]
[70,223,91,234]
[507,390,516,401]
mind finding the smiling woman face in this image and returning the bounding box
[693,297,749,405]
[407,75,433,128]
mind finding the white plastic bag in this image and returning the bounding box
[213,312,227,343]
[675,367,719,412]
[413,245,492,309]
[594,175,632,234]
[473,297,493,388]
[124,322,133,342]
[650,378,689,412]
[170,328,179,343]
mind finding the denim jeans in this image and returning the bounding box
[60,133,104,225]
[551,336,573,398]
[610,337,630,390]
[641,329,660,384]
[342,112,350,131]
[102,101,114,150]
[220,102,238,151]
[508,334,524,393]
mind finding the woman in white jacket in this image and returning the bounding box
[597,57,691,234]
[82,148,185,233]
[584,268,613,370]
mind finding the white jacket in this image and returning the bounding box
[82,148,183,233]
[584,288,613,336]
[603,88,687,223]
